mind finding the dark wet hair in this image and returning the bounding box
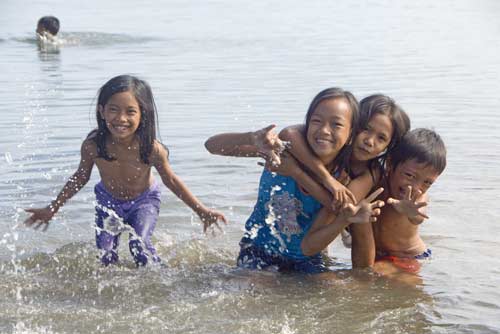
[358,94,411,170]
[304,87,359,174]
[91,74,160,164]
[37,16,60,35]
[390,128,447,174]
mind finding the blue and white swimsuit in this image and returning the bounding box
[237,169,328,273]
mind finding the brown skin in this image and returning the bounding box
[373,159,440,258]
[25,91,226,232]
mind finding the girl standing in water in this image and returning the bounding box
[25,74,227,266]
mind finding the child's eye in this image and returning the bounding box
[378,135,388,142]
[404,172,415,179]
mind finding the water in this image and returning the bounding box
[1,0,500,333]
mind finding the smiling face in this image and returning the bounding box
[352,113,394,162]
[388,159,440,200]
[99,91,141,142]
[306,97,353,166]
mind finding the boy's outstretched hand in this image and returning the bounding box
[387,185,428,225]
[198,208,228,233]
[341,187,385,224]
[24,205,56,231]
[252,125,289,167]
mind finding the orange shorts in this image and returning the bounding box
[376,256,421,274]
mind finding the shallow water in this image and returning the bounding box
[1,0,500,333]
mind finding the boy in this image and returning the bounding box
[36,16,60,40]
[360,128,447,272]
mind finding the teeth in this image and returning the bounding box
[316,139,331,144]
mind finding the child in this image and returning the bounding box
[277,95,410,265]
[36,16,60,42]
[24,74,227,266]
[205,87,383,273]
[371,128,446,272]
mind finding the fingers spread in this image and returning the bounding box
[405,185,412,201]
[386,197,398,205]
[366,187,384,203]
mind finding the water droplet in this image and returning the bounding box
[4,152,13,164]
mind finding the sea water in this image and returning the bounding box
[1,0,500,333]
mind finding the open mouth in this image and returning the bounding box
[111,124,130,132]
[315,138,333,146]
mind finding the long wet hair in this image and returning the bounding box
[91,74,160,164]
[357,94,411,176]
[304,87,359,175]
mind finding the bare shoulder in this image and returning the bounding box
[81,137,97,158]
[150,140,169,165]
[279,124,305,141]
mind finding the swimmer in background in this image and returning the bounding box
[36,16,60,43]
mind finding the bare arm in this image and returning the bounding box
[301,206,350,256]
[205,125,286,165]
[265,151,332,207]
[279,125,355,205]
[348,171,379,268]
[153,143,227,231]
[24,139,95,230]
[205,131,260,157]
[301,173,383,257]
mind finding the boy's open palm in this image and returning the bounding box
[24,206,55,231]
[342,187,385,224]
[387,185,429,222]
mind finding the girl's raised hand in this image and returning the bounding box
[387,185,429,224]
[252,125,289,167]
[325,177,356,209]
[198,208,228,233]
[341,187,385,225]
[24,205,56,231]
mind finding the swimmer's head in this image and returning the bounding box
[36,16,60,37]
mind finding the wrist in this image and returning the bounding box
[194,204,208,216]
[49,200,61,213]
[248,131,259,147]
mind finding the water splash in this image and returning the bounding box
[93,202,138,239]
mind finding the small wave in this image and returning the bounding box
[13,32,159,48]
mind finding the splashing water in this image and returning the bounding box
[93,202,138,239]
[264,185,287,252]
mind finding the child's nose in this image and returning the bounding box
[116,111,127,121]
[319,123,332,134]
[364,136,374,146]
